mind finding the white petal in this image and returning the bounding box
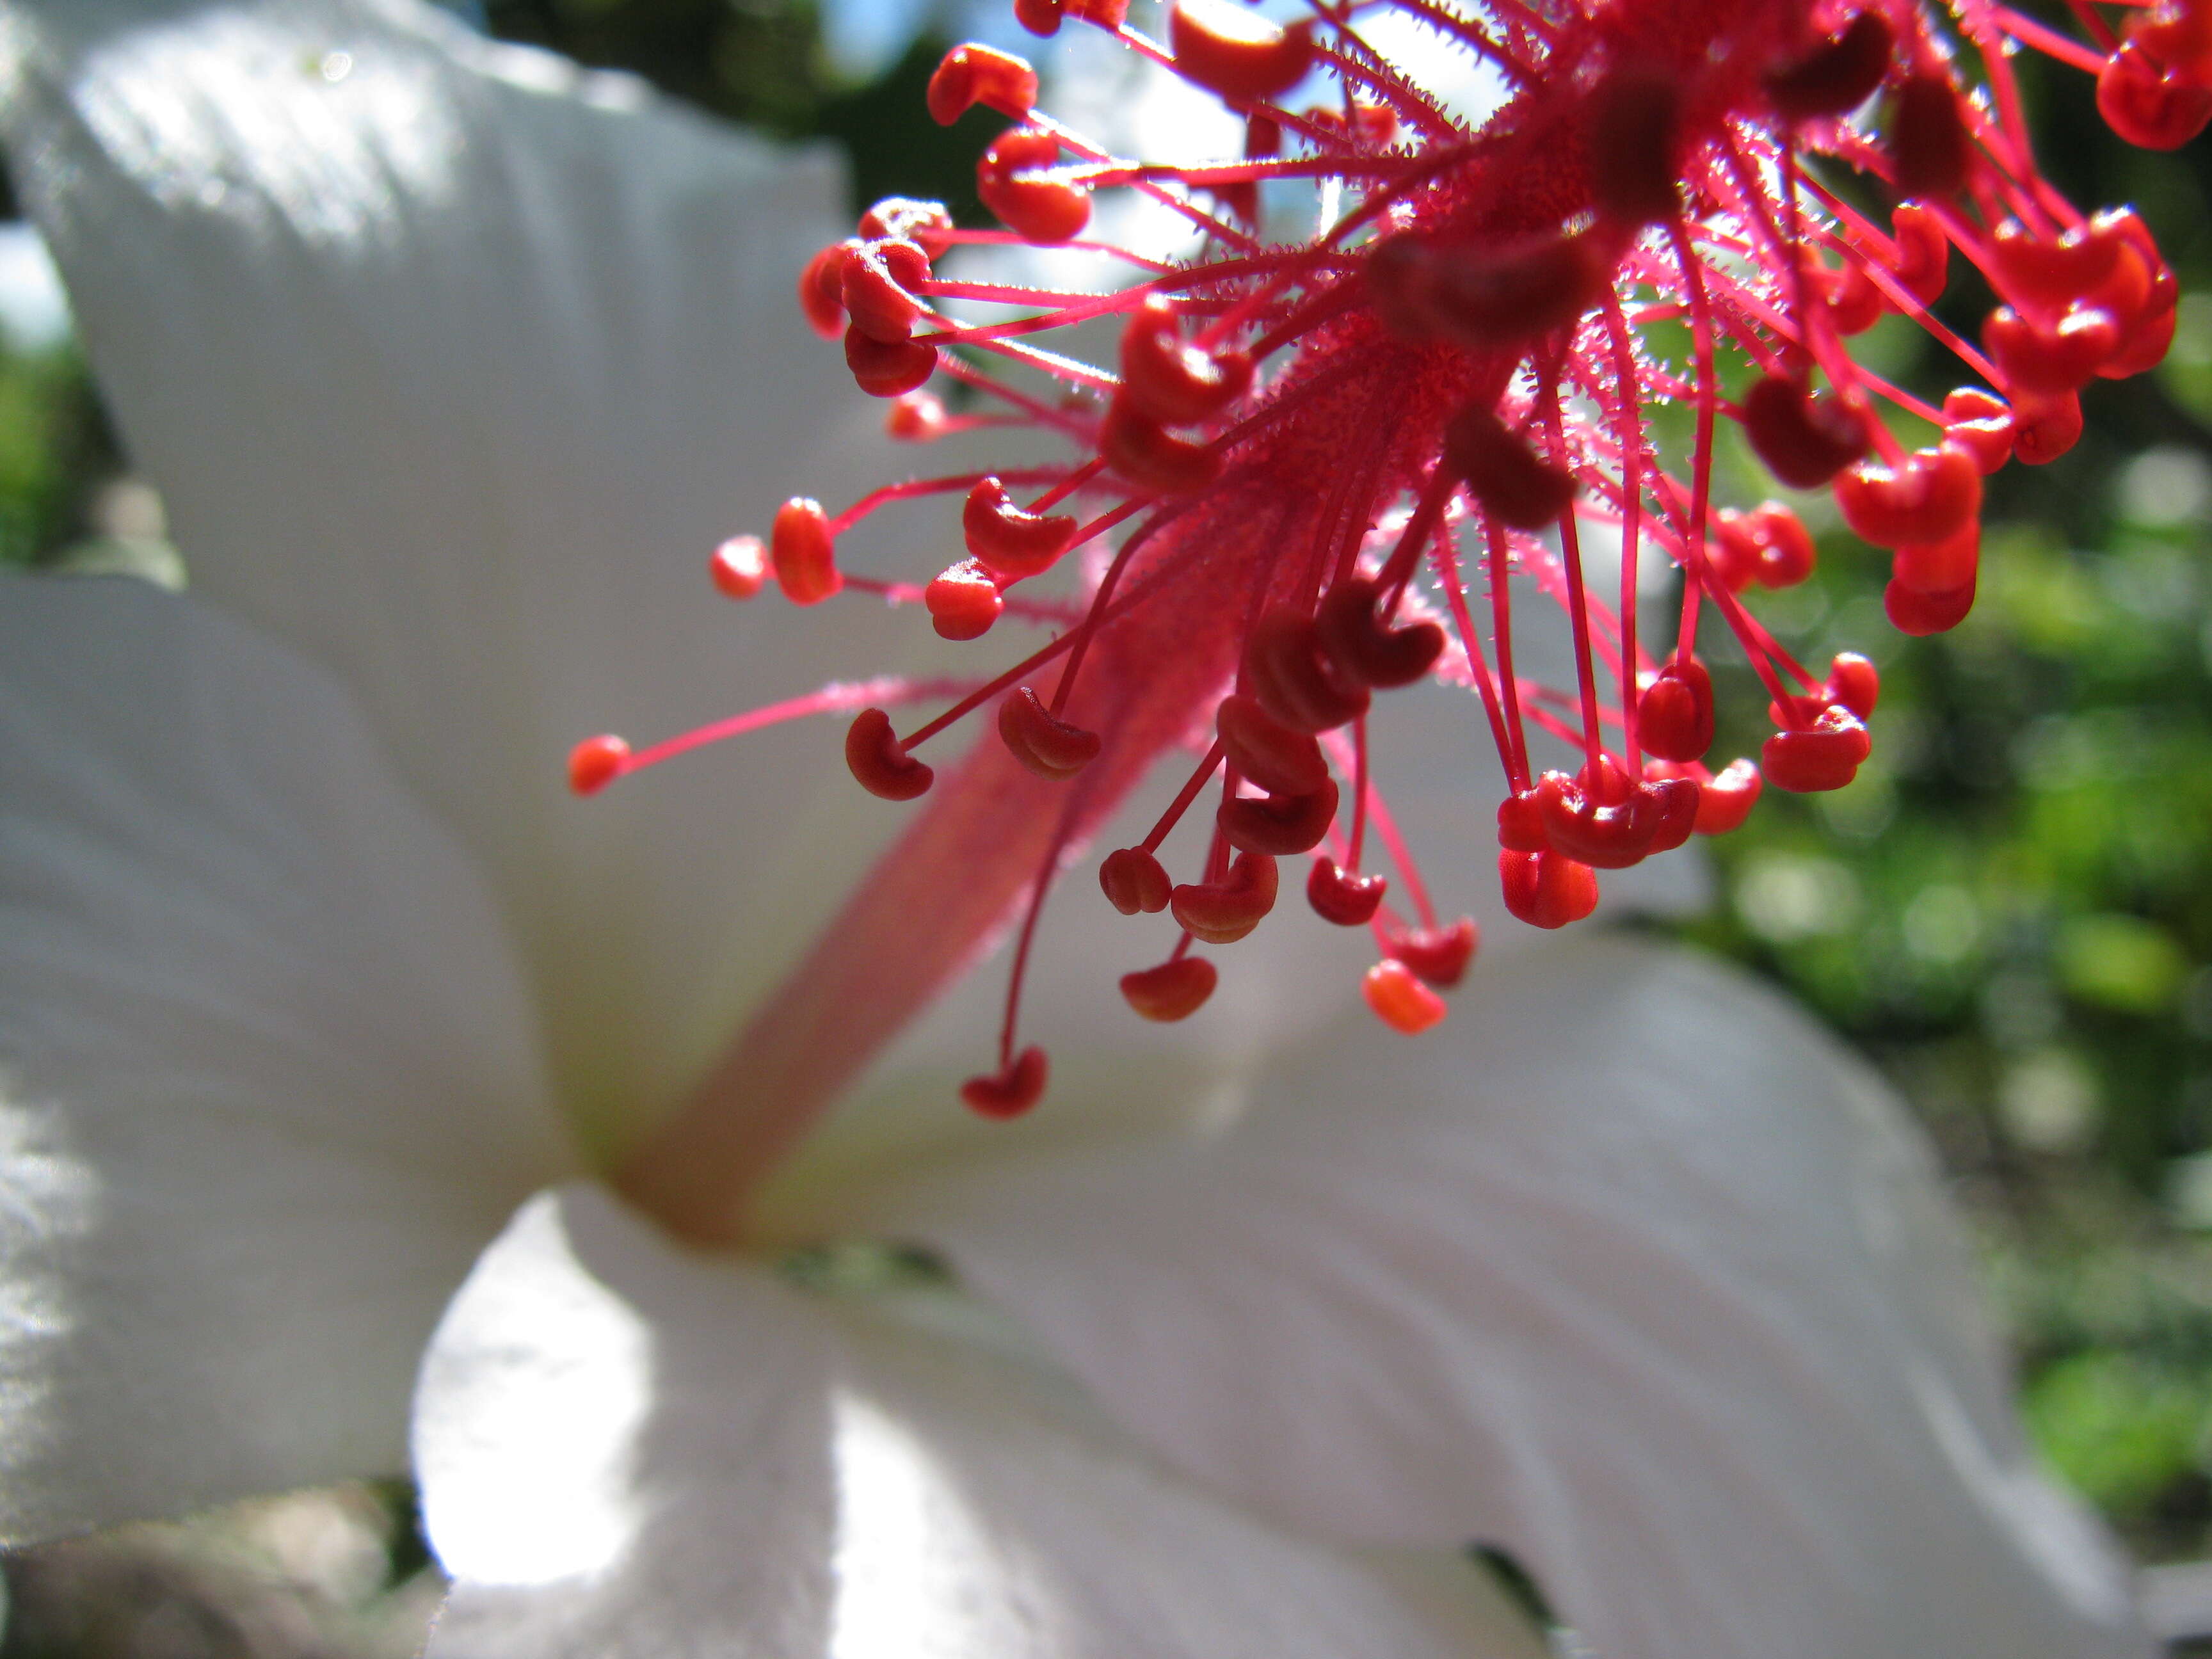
[872,936,2151,1659]
[417,1184,1550,1659]
[0,572,565,1540]
[1,0,920,1146]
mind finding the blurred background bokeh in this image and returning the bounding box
[1,0,2209,1651]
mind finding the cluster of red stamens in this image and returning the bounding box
[574,0,2196,1119]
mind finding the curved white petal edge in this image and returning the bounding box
[870,936,2152,1659]
[0,572,568,1541]
[415,1183,1553,1659]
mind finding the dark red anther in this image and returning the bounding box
[1499,849,1600,929]
[845,707,935,800]
[1825,652,1880,719]
[998,685,1102,780]
[1639,657,1715,763]
[799,241,858,339]
[1171,851,1280,944]
[1121,957,1219,1022]
[1742,374,1870,488]
[1497,790,1549,851]
[1536,769,1657,869]
[978,129,1092,244]
[1244,608,1371,733]
[927,43,1039,125]
[1216,693,1328,796]
[2012,391,2084,465]
[1100,847,1173,915]
[1989,218,2120,312]
[1445,406,1576,529]
[1012,0,1126,36]
[1884,568,1976,635]
[841,239,933,344]
[925,559,1004,640]
[1834,443,1980,549]
[1219,779,1340,856]
[1942,388,2016,474]
[1314,576,1447,689]
[962,1046,1049,1119]
[1119,295,1254,426]
[1806,249,1884,336]
[1364,959,1448,1035]
[1984,304,2121,396]
[1101,400,1223,494]
[858,198,956,257]
[1891,518,1980,596]
[963,476,1080,580]
[1761,705,1871,792]
[844,327,939,398]
[1369,230,1610,352]
[1889,72,1973,197]
[1694,758,1763,834]
[887,390,950,442]
[1587,68,1682,228]
[1888,203,1950,304]
[710,534,767,600]
[1764,10,1895,120]
[1308,858,1388,926]
[771,497,842,604]
[568,733,629,796]
[1168,0,1316,100]
[1382,917,1479,987]
[2098,40,2212,149]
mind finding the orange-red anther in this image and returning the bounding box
[2099,41,2212,149]
[1891,519,1980,597]
[978,128,1092,244]
[1216,693,1329,796]
[799,241,858,339]
[1244,608,1371,733]
[1694,758,1763,833]
[1587,68,1682,228]
[1888,203,1950,304]
[844,326,939,397]
[888,390,950,442]
[1537,769,1687,869]
[1168,0,1316,100]
[998,685,1103,780]
[1834,443,1980,549]
[1445,406,1576,529]
[962,1046,1049,1118]
[1307,857,1388,926]
[925,559,1004,640]
[841,239,933,344]
[963,476,1080,580]
[771,497,842,604]
[1639,658,1714,763]
[2012,391,2085,465]
[1315,575,1447,688]
[1499,849,1600,929]
[1100,847,1173,915]
[568,733,629,797]
[1764,10,1895,120]
[1364,959,1448,1035]
[1761,705,1871,792]
[1121,956,1220,1021]
[1119,294,1255,426]
[1825,652,1880,719]
[1742,375,1870,488]
[1171,851,1280,944]
[709,534,768,600]
[858,196,956,257]
[1885,569,1976,635]
[845,707,936,801]
[1101,401,1223,493]
[1219,780,1339,856]
[1942,387,2015,474]
[1383,916,1479,987]
[927,43,1040,126]
[1370,229,1610,352]
[1889,72,1973,197]
[1984,304,2120,396]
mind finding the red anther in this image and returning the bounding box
[2132,0,2212,78]
[1308,857,1388,926]
[1989,219,2120,313]
[1101,400,1223,494]
[1708,508,1764,593]
[888,390,950,442]
[2012,391,2084,465]
[1694,758,1763,834]
[1100,847,1173,915]
[2099,40,2212,149]
[1985,303,2121,396]
[1219,779,1340,856]
[1168,0,1316,100]
[1014,0,1063,35]
[772,497,842,604]
[1942,387,2016,474]
[1013,0,1125,35]
[1314,576,1447,689]
[568,733,629,796]
[1364,959,1449,1035]
[962,476,1080,581]
[1834,444,1981,549]
[1884,569,1976,635]
[1499,849,1600,929]
[1825,652,1880,718]
[1171,851,1280,944]
[1888,203,1950,304]
[1889,72,1973,198]
[845,707,936,801]
[1497,790,1550,852]
[858,197,956,258]
[1742,374,1870,488]
[1121,956,1219,1022]
[1891,518,1980,596]
[1749,502,1817,587]
[1761,705,1871,792]
[1383,916,1479,987]
[2104,294,2179,379]
[1639,657,1715,763]
[844,327,939,397]
[799,241,858,339]
[1587,68,1681,228]
[998,685,1103,780]
[1119,295,1254,426]
[842,239,933,344]
[1244,608,1371,733]
[1246,111,1283,156]
[1536,769,1657,869]
[1644,776,1702,854]
[709,534,767,600]
[927,43,1039,126]
[1764,10,1895,120]
[1216,693,1327,796]
[1369,230,1610,352]
[1445,406,1576,529]
[961,1046,1049,1119]
[1807,250,1884,336]
[978,129,1092,244]
[925,559,1004,641]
